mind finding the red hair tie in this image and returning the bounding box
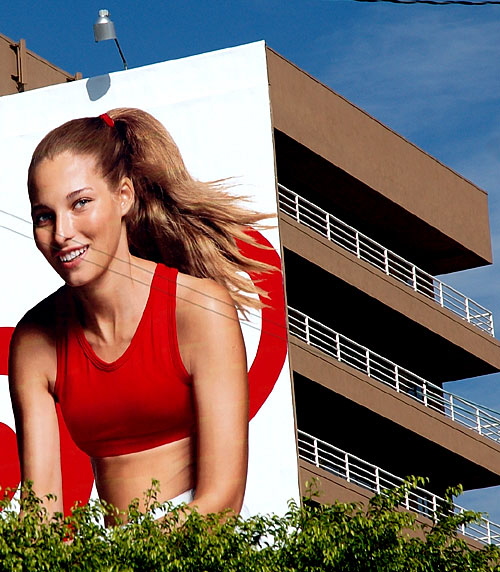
[99,113,115,128]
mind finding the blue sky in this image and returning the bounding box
[3,0,500,520]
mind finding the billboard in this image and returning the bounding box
[0,41,299,518]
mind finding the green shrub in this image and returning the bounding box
[0,478,499,571]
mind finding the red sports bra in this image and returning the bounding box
[54,264,194,458]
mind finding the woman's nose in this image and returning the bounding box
[53,214,75,246]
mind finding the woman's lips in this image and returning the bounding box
[57,245,89,266]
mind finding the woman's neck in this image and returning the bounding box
[71,256,156,346]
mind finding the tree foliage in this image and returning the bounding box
[1,478,499,571]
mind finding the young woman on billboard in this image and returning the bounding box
[8,108,272,524]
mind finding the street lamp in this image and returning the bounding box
[93,9,128,70]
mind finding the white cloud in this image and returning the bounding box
[316,9,500,137]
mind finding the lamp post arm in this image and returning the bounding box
[114,38,128,70]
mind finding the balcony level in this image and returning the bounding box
[291,347,500,494]
[297,429,500,547]
[282,234,500,383]
[279,184,494,336]
[289,313,500,486]
[289,306,500,447]
[267,47,492,275]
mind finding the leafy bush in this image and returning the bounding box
[1,478,499,571]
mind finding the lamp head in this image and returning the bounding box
[93,9,117,42]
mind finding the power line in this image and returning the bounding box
[353,0,500,5]
[0,210,288,341]
[2,210,500,417]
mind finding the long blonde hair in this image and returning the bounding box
[28,107,274,311]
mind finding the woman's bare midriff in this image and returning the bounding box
[91,436,195,518]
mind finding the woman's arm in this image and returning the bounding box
[177,275,249,515]
[8,317,63,516]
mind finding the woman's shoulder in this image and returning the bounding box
[174,272,243,375]
[13,287,66,347]
[9,289,64,391]
[176,272,236,318]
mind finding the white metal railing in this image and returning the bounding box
[288,307,500,443]
[298,430,500,545]
[278,184,494,336]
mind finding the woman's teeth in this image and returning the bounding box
[60,247,87,263]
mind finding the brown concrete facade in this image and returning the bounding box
[0,33,80,96]
[266,47,492,274]
[266,46,500,521]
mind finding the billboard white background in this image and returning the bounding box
[0,41,299,516]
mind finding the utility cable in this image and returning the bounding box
[352,0,500,5]
[0,209,288,341]
[2,208,500,418]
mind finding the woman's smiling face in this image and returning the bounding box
[30,152,133,288]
